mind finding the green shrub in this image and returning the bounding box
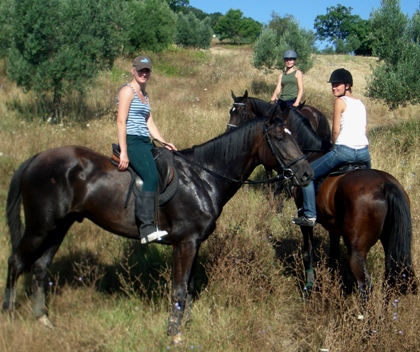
[175,12,212,49]
[366,0,420,108]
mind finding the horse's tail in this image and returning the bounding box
[383,183,417,294]
[6,155,37,251]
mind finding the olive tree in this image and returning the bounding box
[4,0,126,119]
[253,14,315,73]
[366,0,420,108]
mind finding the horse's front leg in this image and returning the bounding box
[168,241,199,341]
[301,227,315,295]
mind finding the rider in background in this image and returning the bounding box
[116,55,176,244]
[292,68,371,227]
[270,50,303,108]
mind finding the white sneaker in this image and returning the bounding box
[141,230,168,244]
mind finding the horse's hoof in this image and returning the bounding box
[172,333,183,345]
[38,314,54,329]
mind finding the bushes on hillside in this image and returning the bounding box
[3,0,125,119]
[175,13,213,49]
[124,0,176,54]
[253,14,315,73]
[366,0,420,108]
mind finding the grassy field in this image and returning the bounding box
[0,45,419,351]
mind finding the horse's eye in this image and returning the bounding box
[274,133,284,141]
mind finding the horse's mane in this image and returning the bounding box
[180,118,264,166]
[286,108,329,151]
[248,97,272,117]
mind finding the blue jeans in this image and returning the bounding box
[277,98,296,107]
[302,145,371,218]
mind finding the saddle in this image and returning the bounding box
[328,162,369,176]
[315,162,369,192]
[110,143,178,207]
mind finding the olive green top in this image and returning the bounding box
[279,70,298,101]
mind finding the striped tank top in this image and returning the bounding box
[117,84,151,137]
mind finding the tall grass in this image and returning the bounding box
[0,47,419,351]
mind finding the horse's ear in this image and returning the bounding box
[231,90,236,100]
[299,100,306,109]
[244,90,248,99]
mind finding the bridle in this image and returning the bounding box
[227,102,252,130]
[263,121,307,180]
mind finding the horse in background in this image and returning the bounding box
[228,90,332,203]
[228,90,332,157]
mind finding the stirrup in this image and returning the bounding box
[140,230,168,244]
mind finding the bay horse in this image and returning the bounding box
[285,106,417,300]
[226,105,417,301]
[3,113,312,341]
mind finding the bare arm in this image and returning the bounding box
[293,70,304,106]
[116,86,133,171]
[332,97,346,144]
[270,73,283,101]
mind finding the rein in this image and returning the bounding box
[263,124,307,179]
[154,124,305,185]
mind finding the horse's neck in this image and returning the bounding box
[250,98,270,116]
[179,130,258,183]
[287,113,325,150]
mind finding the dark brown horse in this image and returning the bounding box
[3,114,312,341]
[228,90,332,160]
[228,91,332,204]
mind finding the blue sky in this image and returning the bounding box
[188,0,419,47]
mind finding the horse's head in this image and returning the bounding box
[261,107,313,187]
[227,90,254,132]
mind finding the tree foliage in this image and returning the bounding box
[4,0,125,118]
[125,0,176,54]
[175,13,213,49]
[412,9,420,43]
[214,9,262,44]
[366,0,420,108]
[253,14,315,73]
[314,5,372,55]
[165,0,189,12]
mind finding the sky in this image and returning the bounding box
[188,0,419,47]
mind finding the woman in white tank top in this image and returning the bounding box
[293,68,371,227]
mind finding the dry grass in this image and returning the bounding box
[0,46,419,351]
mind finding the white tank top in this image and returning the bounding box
[335,96,369,148]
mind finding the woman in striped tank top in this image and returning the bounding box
[117,55,176,244]
[293,68,371,227]
[270,50,303,107]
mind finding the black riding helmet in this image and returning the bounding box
[328,68,353,86]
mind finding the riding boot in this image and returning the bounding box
[135,191,168,244]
